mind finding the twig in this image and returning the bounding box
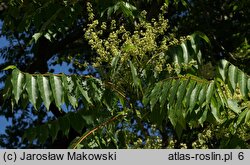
[72,114,124,149]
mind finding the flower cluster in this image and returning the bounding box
[84,2,193,78]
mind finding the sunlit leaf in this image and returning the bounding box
[181,42,189,64]
[11,69,25,104]
[37,75,53,110]
[76,79,92,105]
[228,65,238,90]
[227,99,245,114]
[237,109,248,126]
[238,71,248,98]
[218,60,229,81]
[210,97,221,122]
[206,81,215,104]
[245,109,250,123]
[25,74,39,109]
[189,84,202,112]
[3,65,16,70]
[31,32,42,43]
[247,79,250,92]
[50,75,64,110]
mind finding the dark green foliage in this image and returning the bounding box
[0,0,249,149]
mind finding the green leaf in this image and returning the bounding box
[3,65,17,70]
[189,83,202,112]
[218,60,229,81]
[175,123,184,139]
[123,44,136,52]
[25,127,37,142]
[228,65,238,90]
[181,42,189,64]
[11,69,25,104]
[198,84,208,106]
[210,97,221,122]
[247,79,250,92]
[21,92,30,109]
[169,79,180,106]
[169,105,186,130]
[62,75,78,108]
[135,109,142,119]
[181,0,189,8]
[37,75,52,110]
[176,78,190,109]
[129,60,141,90]
[206,81,215,104]
[177,112,186,129]
[245,109,250,123]
[50,75,64,110]
[119,2,136,19]
[117,94,125,108]
[69,113,85,134]
[117,130,127,148]
[102,89,118,111]
[25,74,39,109]
[149,82,162,110]
[185,81,196,108]
[38,8,63,36]
[87,78,103,102]
[38,124,49,144]
[107,7,113,18]
[237,109,249,126]
[159,80,172,109]
[172,46,184,67]
[194,31,211,47]
[215,80,228,105]
[59,115,70,136]
[76,78,92,105]
[198,109,208,125]
[68,110,111,149]
[238,71,248,98]
[68,136,82,149]
[168,107,178,127]
[31,32,42,43]
[190,34,199,56]
[111,54,120,78]
[227,99,244,114]
[165,0,169,6]
[81,115,95,126]
[48,121,60,142]
[151,103,164,127]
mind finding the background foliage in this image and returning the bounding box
[0,0,249,148]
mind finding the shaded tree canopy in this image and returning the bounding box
[0,0,249,148]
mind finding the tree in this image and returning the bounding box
[1,0,250,148]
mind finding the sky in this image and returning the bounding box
[0,33,9,134]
